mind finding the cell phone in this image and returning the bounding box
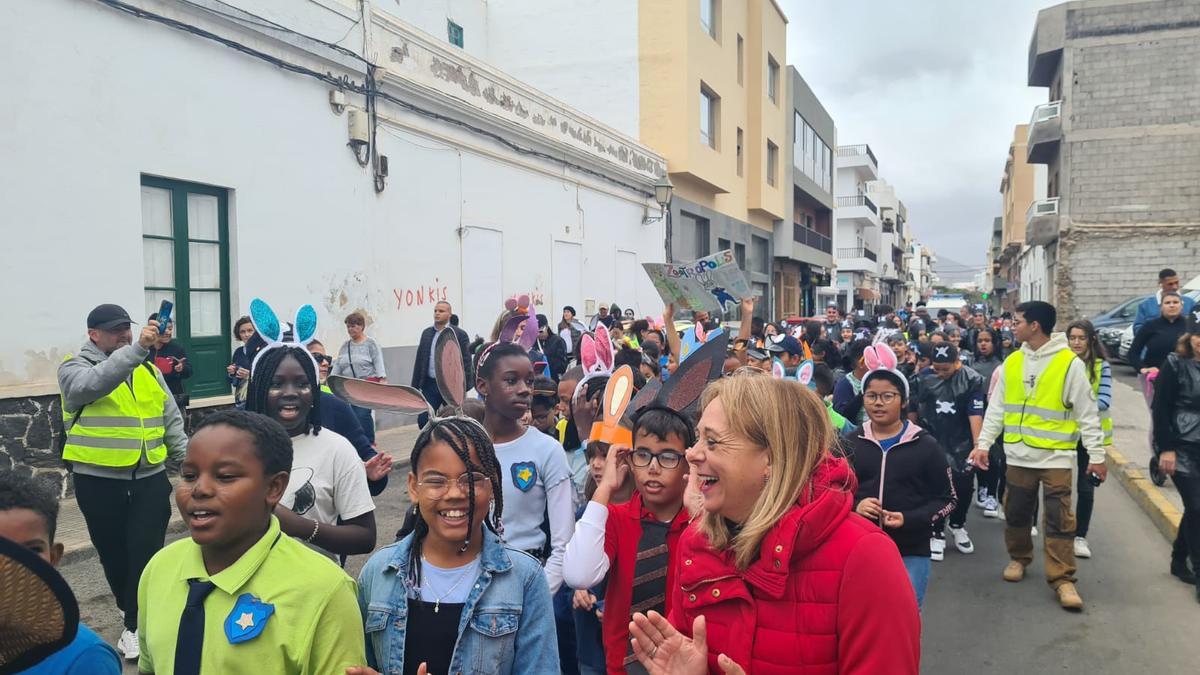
[157,300,173,334]
[1087,472,1103,487]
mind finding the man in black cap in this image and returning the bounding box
[56,303,188,661]
[535,313,569,381]
[912,342,985,562]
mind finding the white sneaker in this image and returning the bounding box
[974,488,988,509]
[983,496,1000,518]
[949,526,975,554]
[118,629,139,661]
[1074,537,1092,559]
[930,536,946,562]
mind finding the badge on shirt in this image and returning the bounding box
[511,461,538,492]
[225,593,274,644]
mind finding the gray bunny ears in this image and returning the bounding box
[327,326,470,425]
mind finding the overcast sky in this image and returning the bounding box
[783,0,1052,275]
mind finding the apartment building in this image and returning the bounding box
[833,145,882,312]
[776,67,836,319]
[864,179,911,310]
[1025,0,1200,319]
[907,242,937,306]
[995,124,1048,312]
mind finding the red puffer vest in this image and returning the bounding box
[668,455,921,674]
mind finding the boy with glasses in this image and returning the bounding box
[563,409,695,674]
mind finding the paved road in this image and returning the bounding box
[921,455,1196,673]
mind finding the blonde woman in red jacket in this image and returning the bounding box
[628,374,921,674]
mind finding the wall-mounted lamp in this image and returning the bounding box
[643,172,674,224]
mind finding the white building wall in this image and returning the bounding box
[0,0,664,399]
[375,0,490,60]
[1020,245,1048,302]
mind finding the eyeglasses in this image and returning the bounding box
[630,449,684,469]
[417,472,490,498]
[863,392,900,404]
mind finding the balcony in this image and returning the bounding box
[837,247,878,274]
[1026,197,1061,246]
[835,194,880,229]
[793,223,832,254]
[835,144,879,181]
[1027,101,1062,165]
[1028,3,1066,87]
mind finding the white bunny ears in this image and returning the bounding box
[861,343,909,397]
[248,298,319,375]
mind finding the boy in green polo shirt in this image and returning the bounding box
[136,410,365,674]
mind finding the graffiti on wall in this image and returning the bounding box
[394,277,450,310]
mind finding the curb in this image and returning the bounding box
[1106,447,1181,543]
[58,455,413,567]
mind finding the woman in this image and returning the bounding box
[1131,291,1188,383]
[354,417,559,674]
[476,342,574,595]
[333,311,388,444]
[629,375,920,674]
[844,362,954,609]
[971,327,1006,517]
[1152,318,1200,598]
[227,315,256,408]
[1066,320,1112,559]
[247,346,377,556]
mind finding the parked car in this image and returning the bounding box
[1119,324,1135,368]
[1090,295,1142,330]
[1099,324,1126,362]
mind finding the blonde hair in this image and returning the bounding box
[697,375,837,570]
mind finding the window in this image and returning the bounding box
[141,176,231,399]
[700,85,718,148]
[767,141,778,186]
[700,0,717,39]
[736,35,744,85]
[751,236,769,273]
[767,55,779,104]
[734,243,746,270]
[736,127,744,177]
[447,20,464,48]
[718,238,731,254]
[793,112,833,193]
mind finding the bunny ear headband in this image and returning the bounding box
[617,331,729,436]
[861,343,909,397]
[248,298,319,375]
[680,324,725,363]
[770,358,816,389]
[572,323,616,400]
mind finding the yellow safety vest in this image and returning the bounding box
[61,356,169,468]
[1002,349,1079,451]
[1092,360,1114,447]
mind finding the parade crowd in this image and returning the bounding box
[4,266,1200,674]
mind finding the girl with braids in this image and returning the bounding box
[246,346,377,556]
[476,341,574,595]
[351,417,559,675]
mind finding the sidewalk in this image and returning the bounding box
[1106,371,1183,542]
[57,424,423,565]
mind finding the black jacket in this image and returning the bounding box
[1153,353,1200,474]
[1130,316,1187,371]
[844,422,956,557]
[146,342,192,399]
[913,366,986,468]
[411,325,472,392]
[538,334,569,381]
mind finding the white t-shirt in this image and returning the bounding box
[494,427,574,593]
[281,430,376,528]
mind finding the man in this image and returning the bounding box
[1134,267,1196,333]
[590,303,614,330]
[824,303,843,343]
[914,343,985,561]
[969,301,1106,611]
[57,303,188,660]
[411,300,471,426]
[963,308,987,355]
[959,304,974,331]
[535,314,569,381]
[915,302,931,325]
[767,335,806,377]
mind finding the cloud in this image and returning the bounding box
[784,0,1053,265]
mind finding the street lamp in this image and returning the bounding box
[643,172,674,224]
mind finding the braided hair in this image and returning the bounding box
[408,417,505,585]
[246,346,322,436]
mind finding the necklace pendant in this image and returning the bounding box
[434,600,440,613]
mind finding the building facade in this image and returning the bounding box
[1025,0,1200,320]
[995,124,1048,313]
[0,0,666,491]
[777,67,835,319]
[907,242,937,306]
[833,145,882,312]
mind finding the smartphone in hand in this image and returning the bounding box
[157,299,174,334]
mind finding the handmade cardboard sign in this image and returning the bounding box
[643,250,753,314]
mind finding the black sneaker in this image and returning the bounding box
[1171,560,1197,585]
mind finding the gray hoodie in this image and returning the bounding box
[977,332,1104,469]
[58,340,188,480]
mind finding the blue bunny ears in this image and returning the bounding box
[248,298,319,374]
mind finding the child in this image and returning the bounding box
[531,375,560,438]
[563,409,695,674]
[354,417,559,674]
[136,410,365,673]
[0,472,120,673]
[476,342,574,594]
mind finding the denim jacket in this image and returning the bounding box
[357,527,560,675]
